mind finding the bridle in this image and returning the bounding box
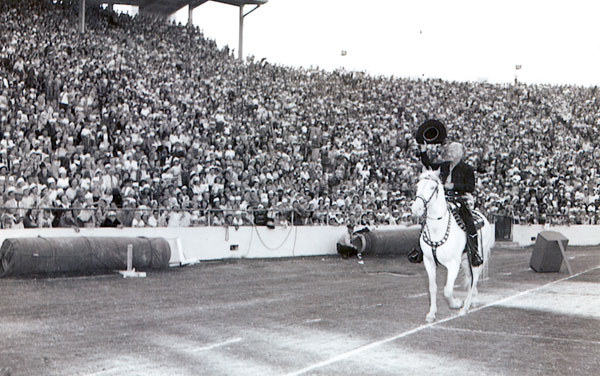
[416,176,451,266]
[415,177,441,214]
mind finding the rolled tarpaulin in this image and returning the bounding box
[352,226,421,256]
[0,237,170,277]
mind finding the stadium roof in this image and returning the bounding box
[91,1,267,16]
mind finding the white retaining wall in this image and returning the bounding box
[512,224,600,247]
[0,226,369,265]
[1,224,596,267]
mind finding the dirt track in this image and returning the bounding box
[1,246,599,376]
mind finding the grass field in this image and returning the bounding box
[1,245,599,376]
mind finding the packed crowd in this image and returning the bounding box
[1,0,600,229]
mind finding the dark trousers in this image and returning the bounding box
[455,198,476,236]
[337,243,358,258]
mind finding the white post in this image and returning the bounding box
[238,5,244,60]
[188,4,194,27]
[127,244,133,272]
[79,0,86,33]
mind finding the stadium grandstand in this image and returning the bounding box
[88,0,266,16]
[1,0,600,231]
[79,1,267,58]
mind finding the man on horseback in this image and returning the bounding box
[411,140,484,267]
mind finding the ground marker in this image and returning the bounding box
[118,244,146,278]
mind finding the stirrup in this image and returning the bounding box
[470,251,483,267]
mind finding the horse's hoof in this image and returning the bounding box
[459,308,468,316]
[449,299,463,310]
[426,313,436,323]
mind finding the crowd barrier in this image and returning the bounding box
[1,221,598,277]
[2,205,598,265]
[492,214,600,247]
[4,206,591,229]
[511,224,600,247]
[0,206,419,228]
[0,224,424,268]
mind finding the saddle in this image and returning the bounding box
[448,202,485,233]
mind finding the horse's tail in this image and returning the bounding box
[460,253,471,290]
[480,215,494,282]
[461,215,493,290]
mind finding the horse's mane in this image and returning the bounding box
[418,169,442,183]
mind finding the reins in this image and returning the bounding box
[422,204,451,267]
[417,177,451,267]
[417,175,478,286]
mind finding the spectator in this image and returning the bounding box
[23,208,39,228]
[100,210,122,228]
[131,209,146,228]
[39,208,54,228]
[77,192,97,228]
[1,0,599,228]
[1,213,18,229]
[58,208,80,232]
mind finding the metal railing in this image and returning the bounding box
[4,204,593,230]
[0,205,418,229]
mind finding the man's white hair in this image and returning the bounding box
[447,142,464,158]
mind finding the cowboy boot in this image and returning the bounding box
[467,234,483,267]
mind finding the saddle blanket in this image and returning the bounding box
[448,203,485,233]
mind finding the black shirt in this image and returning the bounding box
[419,151,475,196]
[101,217,121,227]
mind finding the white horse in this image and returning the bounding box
[411,169,493,322]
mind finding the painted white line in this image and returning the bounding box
[85,365,133,376]
[379,272,410,277]
[407,292,428,299]
[434,326,600,345]
[192,337,243,352]
[304,318,323,324]
[367,272,412,278]
[284,264,600,376]
[469,265,600,314]
[46,274,116,282]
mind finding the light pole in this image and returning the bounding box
[515,64,522,85]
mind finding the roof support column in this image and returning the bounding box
[237,3,262,60]
[238,4,244,60]
[79,0,86,33]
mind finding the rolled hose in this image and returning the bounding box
[351,227,421,256]
[0,236,170,277]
